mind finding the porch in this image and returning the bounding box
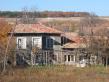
[16,49,89,67]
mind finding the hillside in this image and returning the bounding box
[1,17,109,24]
[0,11,89,18]
[1,16,109,33]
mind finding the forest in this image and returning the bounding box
[0,11,89,18]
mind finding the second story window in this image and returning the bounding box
[17,37,26,49]
[18,39,22,49]
[46,37,54,49]
[32,37,42,48]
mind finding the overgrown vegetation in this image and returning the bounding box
[0,19,15,72]
[0,65,109,82]
[79,13,109,68]
[0,19,12,48]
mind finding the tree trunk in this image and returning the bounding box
[106,57,108,69]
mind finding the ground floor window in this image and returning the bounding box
[71,55,74,61]
[68,55,70,61]
[64,55,75,62]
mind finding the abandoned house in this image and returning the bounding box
[10,23,96,67]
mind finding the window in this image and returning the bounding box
[64,55,75,62]
[46,37,53,49]
[18,38,22,49]
[17,37,26,49]
[32,37,42,48]
[71,55,74,61]
[68,55,70,61]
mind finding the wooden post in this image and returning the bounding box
[56,52,58,64]
[31,52,33,66]
[106,57,108,69]
[45,51,47,65]
[74,55,76,62]
[61,50,63,64]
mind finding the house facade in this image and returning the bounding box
[12,23,63,65]
[11,23,93,67]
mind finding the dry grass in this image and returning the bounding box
[0,65,109,82]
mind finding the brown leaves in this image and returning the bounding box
[0,19,12,48]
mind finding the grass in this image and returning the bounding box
[0,65,109,82]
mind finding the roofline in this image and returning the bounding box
[8,32,61,36]
[9,32,61,34]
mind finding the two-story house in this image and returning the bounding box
[10,23,88,66]
[12,23,62,65]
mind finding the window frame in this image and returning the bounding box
[46,37,54,49]
[64,55,75,62]
[17,37,26,49]
[32,37,42,48]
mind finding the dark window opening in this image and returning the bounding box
[68,55,70,61]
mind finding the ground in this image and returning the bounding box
[0,65,109,82]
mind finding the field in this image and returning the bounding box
[0,65,109,82]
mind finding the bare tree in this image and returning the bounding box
[96,28,109,68]
[2,20,17,73]
[20,7,38,24]
[79,13,102,36]
[79,13,104,66]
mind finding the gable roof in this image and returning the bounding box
[14,23,61,34]
[62,32,86,49]
[62,32,82,43]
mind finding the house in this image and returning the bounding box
[10,23,88,66]
[12,23,62,65]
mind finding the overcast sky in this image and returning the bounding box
[0,0,109,16]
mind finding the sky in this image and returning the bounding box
[0,0,109,16]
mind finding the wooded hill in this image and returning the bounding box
[0,11,89,18]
